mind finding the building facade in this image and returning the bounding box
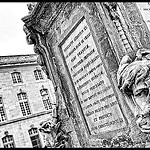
[0,54,56,148]
[22,2,150,148]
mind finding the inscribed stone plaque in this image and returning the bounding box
[60,17,126,135]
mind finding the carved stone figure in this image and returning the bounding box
[39,119,71,148]
[117,48,150,133]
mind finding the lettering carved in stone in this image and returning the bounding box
[60,16,126,135]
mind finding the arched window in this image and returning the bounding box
[11,72,23,83]
[0,97,7,122]
[34,69,43,80]
[17,92,31,116]
[28,127,42,148]
[2,131,15,148]
[40,88,52,110]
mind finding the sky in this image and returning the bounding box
[0,3,150,57]
[0,2,34,56]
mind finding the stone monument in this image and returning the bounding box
[22,2,150,147]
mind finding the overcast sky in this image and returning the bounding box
[0,2,34,56]
[0,3,150,57]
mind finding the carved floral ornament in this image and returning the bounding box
[117,48,150,133]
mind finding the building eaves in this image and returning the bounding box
[0,54,38,66]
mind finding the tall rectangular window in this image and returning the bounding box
[40,89,52,110]
[11,72,23,83]
[28,128,42,148]
[0,97,7,122]
[2,134,15,148]
[34,70,43,80]
[17,92,31,116]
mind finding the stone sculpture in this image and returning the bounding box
[117,48,150,133]
[39,118,71,148]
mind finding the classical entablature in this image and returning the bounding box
[0,54,37,67]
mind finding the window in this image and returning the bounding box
[2,131,15,148]
[17,92,31,116]
[11,72,23,83]
[28,127,42,148]
[0,97,7,122]
[34,70,43,80]
[40,89,52,110]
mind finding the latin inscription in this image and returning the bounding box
[61,17,126,135]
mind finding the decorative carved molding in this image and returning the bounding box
[103,2,133,54]
[62,2,81,20]
[0,54,37,66]
[22,5,74,147]
[23,24,51,79]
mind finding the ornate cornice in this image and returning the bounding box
[21,2,44,27]
[103,2,133,54]
[0,54,37,66]
[22,2,63,35]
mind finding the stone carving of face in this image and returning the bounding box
[117,49,150,133]
[133,81,150,132]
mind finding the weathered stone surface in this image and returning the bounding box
[22,2,150,148]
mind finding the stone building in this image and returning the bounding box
[0,54,56,148]
[22,2,150,148]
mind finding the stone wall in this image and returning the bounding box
[0,113,50,147]
[0,54,55,147]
